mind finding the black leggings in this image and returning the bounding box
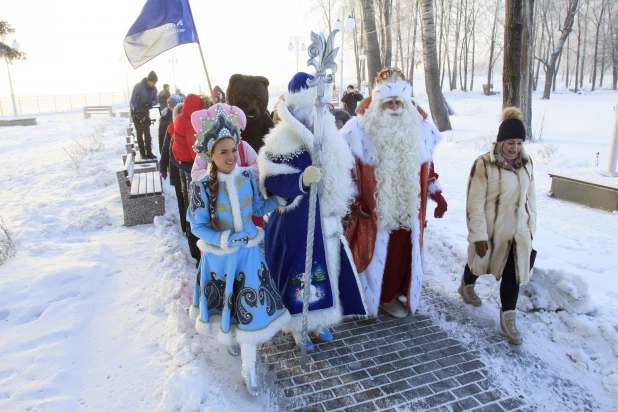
[464,246,519,311]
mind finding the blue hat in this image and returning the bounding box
[167,95,180,109]
[288,72,315,93]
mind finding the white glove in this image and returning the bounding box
[302,166,322,186]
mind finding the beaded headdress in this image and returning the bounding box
[193,104,241,162]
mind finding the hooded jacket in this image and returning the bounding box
[172,94,204,162]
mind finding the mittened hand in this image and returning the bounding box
[432,192,448,218]
[160,172,168,180]
[228,232,250,247]
[302,166,322,187]
[475,241,489,258]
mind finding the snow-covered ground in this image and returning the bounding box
[1,86,617,411]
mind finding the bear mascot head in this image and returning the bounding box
[226,74,274,152]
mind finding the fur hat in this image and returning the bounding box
[191,104,246,161]
[288,72,315,93]
[330,108,351,125]
[147,71,158,82]
[372,68,411,102]
[497,107,526,142]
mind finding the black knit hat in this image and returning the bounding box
[147,71,158,82]
[497,107,526,142]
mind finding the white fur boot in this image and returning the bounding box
[500,309,522,345]
[240,344,260,396]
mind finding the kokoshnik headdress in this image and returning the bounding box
[192,104,243,162]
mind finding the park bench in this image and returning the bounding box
[83,105,113,119]
[482,84,497,96]
[116,152,165,226]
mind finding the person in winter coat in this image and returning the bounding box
[172,93,205,262]
[340,85,363,116]
[459,107,537,345]
[158,94,178,153]
[159,96,186,233]
[158,84,171,114]
[130,70,158,158]
[187,104,289,396]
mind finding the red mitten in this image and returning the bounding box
[431,191,448,218]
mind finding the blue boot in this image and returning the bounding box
[312,328,333,342]
[293,332,314,351]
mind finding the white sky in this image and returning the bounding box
[1,0,360,97]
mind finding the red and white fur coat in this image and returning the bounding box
[340,105,443,316]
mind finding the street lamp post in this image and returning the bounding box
[288,36,307,73]
[334,16,356,103]
[118,56,130,102]
[6,40,20,117]
[168,55,178,89]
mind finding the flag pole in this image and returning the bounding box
[300,30,339,372]
[186,0,213,96]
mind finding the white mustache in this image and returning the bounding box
[385,107,404,116]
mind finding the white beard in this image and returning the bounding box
[363,99,422,231]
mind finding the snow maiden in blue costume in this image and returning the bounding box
[186,104,290,396]
[258,73,368,349]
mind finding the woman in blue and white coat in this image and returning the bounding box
[187,104,290,396]
[258,73,367,350]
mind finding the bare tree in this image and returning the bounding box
[536,0,579,99]
[503,0,525,107]
[520,0,535,139]
[421,0,452,130]
[359,0,382,85]
[378,0,393,67]
[316,0,339,33]
[486,0,501,94]
[590,0,607,91]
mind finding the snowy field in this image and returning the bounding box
[1,85,618,411]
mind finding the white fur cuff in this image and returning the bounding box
[219,230,231,249]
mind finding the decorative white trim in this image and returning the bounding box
[235,310,291,345]
[340,234,370,318]
[341,117,375,166]
[245,228,265,248]
[359,229,390,317]
[189,305,200,319]
[428,180,443,196]
[257,155,303,197]
[217,166,243,232]
[372,80,412,102]
[299,173,308,194]
[219,230,232,249]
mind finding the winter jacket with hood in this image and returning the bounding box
[466,142,537,284]
[172,94,204,162]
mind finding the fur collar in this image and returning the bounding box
[490,142,530,170]
[261,95,314,157]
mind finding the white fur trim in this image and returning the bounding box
[359,230,390,317]
[217,166,243,232]
[219,230,232,249]
[298,173,308,194]
[235,310,291,345]
[189,305,200,319]
[245,228,265,248]
[419,120,442,164]
[340,235,370,318]
[372,80,412,102]
[428,180,442,196]
[409,218,424,314]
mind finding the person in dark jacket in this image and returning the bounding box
[158,95,179,153]
[341,85,363,117]
[160,96,187,234]
[130,71,159,158]
[158,84,171,114]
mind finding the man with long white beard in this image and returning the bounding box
[341,68,448,318]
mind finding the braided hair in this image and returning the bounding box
[206,136,235,232]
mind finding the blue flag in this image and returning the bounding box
[124,0,199,69]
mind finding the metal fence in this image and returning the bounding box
[0,92,130,117]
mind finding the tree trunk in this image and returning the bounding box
[503,0,524,107]
[410,0,420,94]
[359,0,382,87]
[599,18,606,88]
[553,52,562,92]
[591,4,606,92]
[566,34,570,87]
[541,0,579,100]
[487,0,499,95]
[580,1,589,88]
[451,1,463,90]
[380,0,393,67]
[574,12,581,93]
[520,0,534,140]
[470,2,477,92]
[421,0,452,130]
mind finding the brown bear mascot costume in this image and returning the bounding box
[226,74,274,152]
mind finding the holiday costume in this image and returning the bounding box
[340,68,447,317]
[258,73,368,339]
[187,105,289,396]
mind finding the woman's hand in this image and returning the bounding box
[475,241,488,258]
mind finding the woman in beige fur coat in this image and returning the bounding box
[458,107,537,345]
